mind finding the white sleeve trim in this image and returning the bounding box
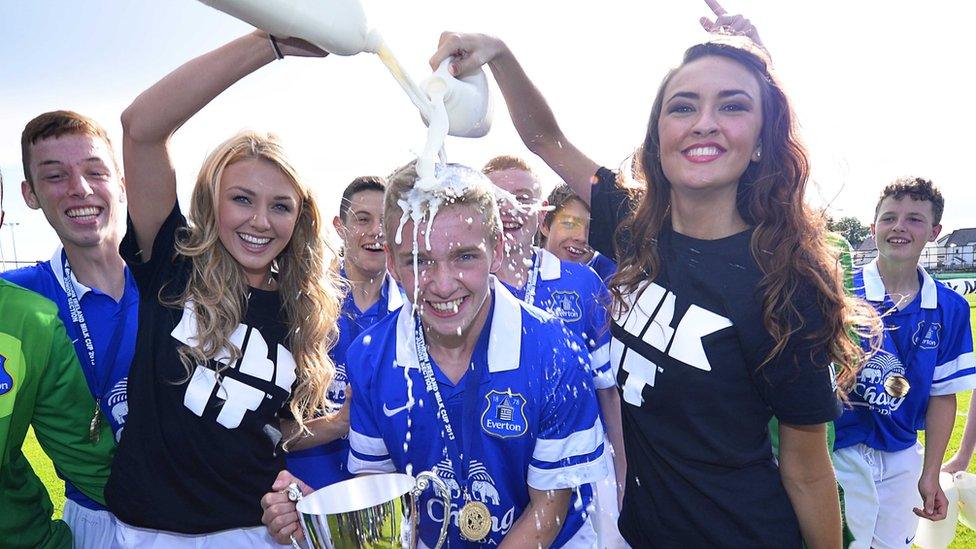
[349,428,390,457]
[527,452,609,490]
[590,342,610,369]
[347,453,396,475]
[932,352,976,382]
[592,368,616,390]
[533,419,605,463]
[931,374,976,396]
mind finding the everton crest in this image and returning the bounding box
[482,389,528,439]
[549,291,582,322]
[913,322,941,350]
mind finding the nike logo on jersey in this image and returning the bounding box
[383,401,413,417]
[611,282,732,406]
[173,302,296,429]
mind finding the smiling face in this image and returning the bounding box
[872,196,942,264]
[335,189,386,279]
[657,55,763,195]
[23,133,125,252]
[485,168,542,252]
[541,197,593,263]
[216,158,301,289]
[388,202,503,348]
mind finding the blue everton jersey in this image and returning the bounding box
[347,279,607,548]
[587,251,617,283]
[1,248,138,509]
[507,247,613,391]
[835,259,976,452]
[286,271,403,489]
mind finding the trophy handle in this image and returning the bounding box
[413,472,451,549]
[286,483,307,549]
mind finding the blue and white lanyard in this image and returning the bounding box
[60,253,102,442]
[521,252,541,306]
[413,315,483,505]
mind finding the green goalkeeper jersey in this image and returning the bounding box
[0,278,114,548]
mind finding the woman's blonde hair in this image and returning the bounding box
[169,130,341,443]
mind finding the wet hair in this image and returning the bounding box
[383,161,502,244]
[21,111,119,189]
[482,155,535,177]
[874,176,944,225]
[542,184,588,229]
[612,35,879,391]
[169,130,342,443]
[338,176,386,222]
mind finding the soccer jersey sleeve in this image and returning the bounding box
[755,287,843,426]
[527,328,608,491]
[930,291,976,396]
[585,275,614,390]
[346,340,395,475]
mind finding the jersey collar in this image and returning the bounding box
[50,246,93,298]
[533,246,562,281]
[384,272,404,312]
[862,257,937,309]
[395,276,522,373]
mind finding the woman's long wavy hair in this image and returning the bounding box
[168,131,342,442]
[610,36,879,392]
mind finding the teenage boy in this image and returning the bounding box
[1,169,116,548]
[262,162,607,547]
[833,177,976,548]
[540,183,616,282]
[482,156,625,541]
[286,176,403,489]
[1,111,138,548]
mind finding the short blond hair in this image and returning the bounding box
[384,161,502,243]
[482,155,535,176]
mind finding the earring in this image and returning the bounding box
[753,148,762,162]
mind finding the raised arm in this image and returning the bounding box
[121,31,327,259]
[430,33,599,205]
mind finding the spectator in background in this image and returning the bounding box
[540,183,617,282]
[834,177,976,548]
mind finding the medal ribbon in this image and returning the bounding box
[60,251,129,439]
[521,250,541,306]
[413,314,485,504]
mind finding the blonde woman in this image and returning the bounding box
[104,32,344,546]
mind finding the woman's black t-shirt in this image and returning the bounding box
[590,168,842,548]
[105,204,295,533]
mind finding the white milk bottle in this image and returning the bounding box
[197,0,380,55]
[955,471,976,530]
[422,59,493,138]
[915,472,960,549]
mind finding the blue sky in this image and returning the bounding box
[2,0,975,264]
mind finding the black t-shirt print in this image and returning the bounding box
[106,203,296,534]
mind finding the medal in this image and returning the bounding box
[89,402,101,443]
[884,374,911,398]
[459,499,492,541]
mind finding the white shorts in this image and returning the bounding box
[113,520,281,548]
[833,441,924,549]
[63,499,118,549]
[591,448,630,549]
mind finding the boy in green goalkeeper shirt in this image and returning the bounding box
[0,170,114,548]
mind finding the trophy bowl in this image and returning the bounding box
[291,472,450,549]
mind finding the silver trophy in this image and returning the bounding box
[288,472,451,548]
